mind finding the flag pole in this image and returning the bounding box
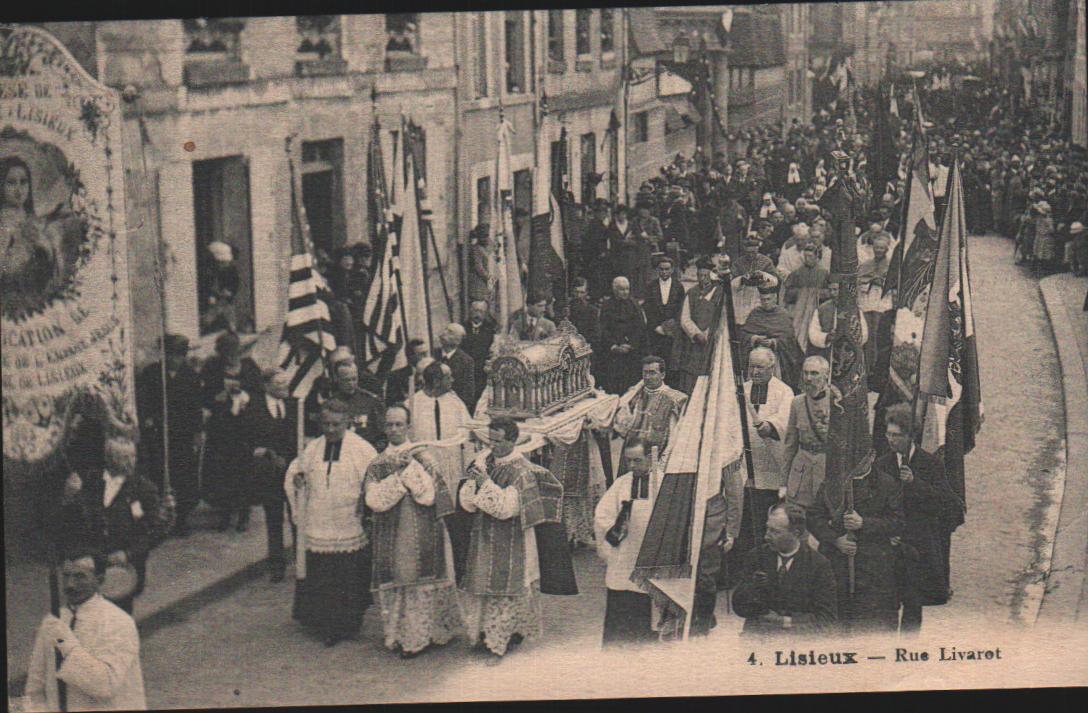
[718,256,759,549]
[49,537,67,711]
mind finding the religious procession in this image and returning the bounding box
[4,3,1088,708]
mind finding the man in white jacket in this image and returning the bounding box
[25,552,146,711]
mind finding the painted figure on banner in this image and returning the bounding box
[0,145,87,319]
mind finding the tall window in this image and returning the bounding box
[385,13,420,53]
[548,10,564,62]
[505,12,526,94]
[576,9,592,56]
[550,139,566,197]
[600,9,615,54]
[580,132,596,205]
[301,139,346,259]
[474,13,489,98]
[193,156,254,335]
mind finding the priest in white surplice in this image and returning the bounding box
[727,346,796,580]
[408,361,474,583]
[25,552,146,711]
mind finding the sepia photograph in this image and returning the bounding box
[2,1,1087,708]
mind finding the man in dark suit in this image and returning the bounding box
[733,502,837,636]
[434,323,476,412]
[583,201,613,299]
[642,254,685,361]
[135,334,204,536]
[460,300,497,408]
[60,437,165,614]
[508,294,557,342]
[385,338,430,405]
[808,451,904,633]
[242,368,298,582]
[882,403,954,633]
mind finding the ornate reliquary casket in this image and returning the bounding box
[485,321,594,419]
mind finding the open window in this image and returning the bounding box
[386,13,426,72]
[295,16,346,77]
[182,18,249,87]
[193,156,254,335]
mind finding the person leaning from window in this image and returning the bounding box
[201,241,240,333]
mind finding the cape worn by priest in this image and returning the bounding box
[458,449,577,655]
[364,441,461,656]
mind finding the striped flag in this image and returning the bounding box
[917,159,981,526]
[631,275,745,640]
[359,123,408,375]
[277,138,336,399]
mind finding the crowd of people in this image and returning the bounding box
[23,56,1088,711]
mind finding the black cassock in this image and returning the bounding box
[598,296,646,395]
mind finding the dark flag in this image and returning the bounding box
[868,84,899,198]
[917,159,981,530]
[529,192,569,316]
[818,156,873,507]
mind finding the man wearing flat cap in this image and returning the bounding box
[136,334,204,536]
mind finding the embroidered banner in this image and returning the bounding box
[1,25,136,469]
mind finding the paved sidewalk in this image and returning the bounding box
[6,504,274,696]
[1037,273,1088,623]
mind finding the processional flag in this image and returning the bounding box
[493,111,524,330]
[819,157,873,506]
[278,137,336,400]
[868,84,899,197]
[880,113,939,408]
[392,119,434,354]
[528,109,568,311]
[917,159,982,525]
[631,275,745,639]
[360,121,408,376]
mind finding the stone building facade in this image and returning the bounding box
[49,15,460,366]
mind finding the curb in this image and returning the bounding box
[1036,276,1088,624]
